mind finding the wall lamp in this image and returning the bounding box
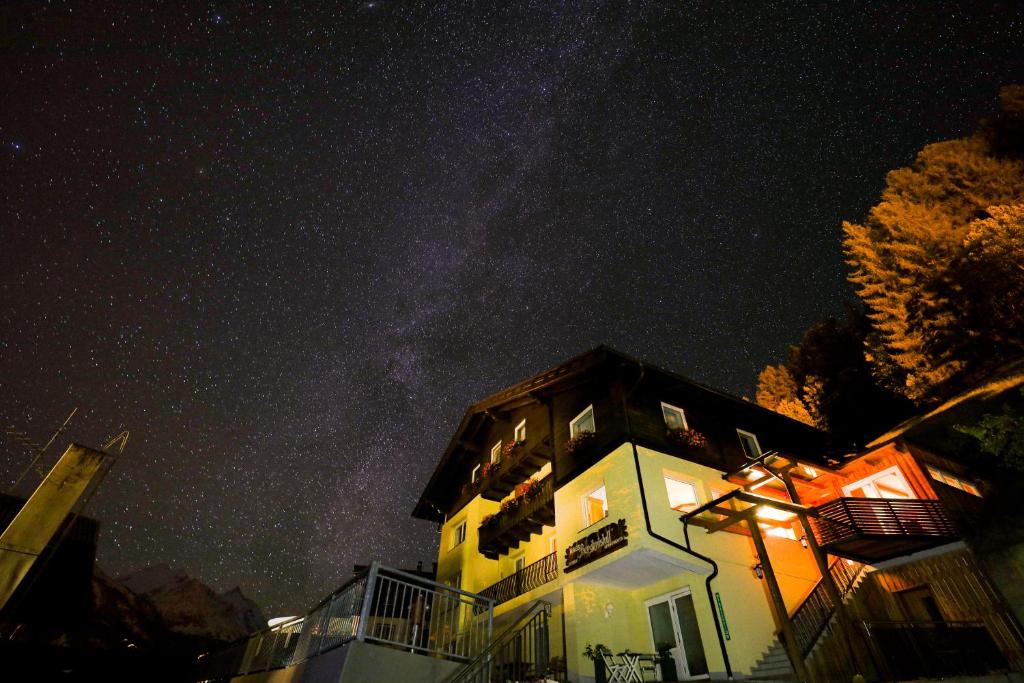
[800,535,809,549]
[753,562,764,580]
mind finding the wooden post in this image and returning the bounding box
[783,471,877,681]
[748,515,812,683]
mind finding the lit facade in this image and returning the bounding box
[413,347,1024,682]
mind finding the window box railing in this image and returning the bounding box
[479,552,559,605]
[477,436,553,502]
[479,474,555,558]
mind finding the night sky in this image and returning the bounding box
[2,2,1022,616]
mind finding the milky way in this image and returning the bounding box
[1,2,1022,614]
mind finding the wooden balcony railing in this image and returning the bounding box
[813,498,956,544]
[479,552,559,605]
[479,474,555,559]
[478,437,553,502]
[811,498,958,563]
[788,559,865,656]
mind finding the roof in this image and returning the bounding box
[864,359,1024,453]
[412,345,831,521]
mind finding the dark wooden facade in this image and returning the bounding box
[413,346,831,523]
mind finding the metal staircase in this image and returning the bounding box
[445,600,555,683]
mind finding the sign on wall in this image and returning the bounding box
[565,518,628,573]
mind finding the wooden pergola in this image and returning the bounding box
[680,452,867,682]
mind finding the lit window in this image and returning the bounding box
[471,464,480,483]
[515,419,527,442]
[491,442,502,463]
[570,405,596,437]
[661,403,688,430]
[764,525,798,540]
[737,429,762,459]
[582,484,608,526]
[926,466,982,497]
[450,520,467,549]
[665,476,699,512]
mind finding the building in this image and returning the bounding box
[413,346,1024,682]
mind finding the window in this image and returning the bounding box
[450,520,467,549]
[926,466,982,497]
[448,572,462,590]
[844,465,913,499]
[514,555,526,574]
[661,403,688,430]
[471,464,480,483]
[737,429,762,459]
[570,405,596,437]
[374,623,394,640]
[582,484,608,527]
[549,535,558,554]
[665,476,700,512]
[514,419,527,443]
[491,442,502,464]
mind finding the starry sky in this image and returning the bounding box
[1,2,1022,616]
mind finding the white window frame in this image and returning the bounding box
[664,475,700,512]
[514,419,527,442]
[450,519,467,549]
[549,535,558,554]
[842,464,913,499]
[471,464,481,483]
[661,402,688,429]
[581,483,608,528]
[736,429,762,459]
[491,441,502,463]
[570,405,596,438]
[512,553,526,576]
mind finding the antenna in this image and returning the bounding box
[6,408,78,493]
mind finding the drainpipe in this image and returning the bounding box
[621,361,733,679]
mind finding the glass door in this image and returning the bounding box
[646,588,709,679]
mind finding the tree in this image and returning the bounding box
[756,364,816,427]
[955,393,1024,473]
[756,306,915,447]
[843,85,1024,402]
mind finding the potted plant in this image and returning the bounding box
[564,430,597,456]
[582,643,610,683]
[655,643,677,681]
[666,426,708,450]
[501,439,525,460]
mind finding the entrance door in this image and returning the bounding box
[646,589,709,679]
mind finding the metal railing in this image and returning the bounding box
[479,552,558,605]
[789,559,865,655]
[445,600,557,683]
[197,563,494,681]
[812,498,956,547]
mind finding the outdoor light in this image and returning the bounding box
[753,562,764,580]
[800,535,809,549]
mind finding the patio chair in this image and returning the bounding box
[600,649,631,683]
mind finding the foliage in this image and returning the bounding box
[480,513,498,528]
[756,306,915,447]
[665,426,708,449]
[564,430,596,455]
[501,439,525,460]
[843,85,1024,401]
[954,391,1024,472]
[514,477,542,501]
[583,642,610,661]
[479,461,498,479]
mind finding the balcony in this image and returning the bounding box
[479,437,553,502]
[479,474,555,560]
[479,552,558,605]
[811,498,957,563]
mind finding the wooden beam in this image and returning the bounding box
[748,519,811,683]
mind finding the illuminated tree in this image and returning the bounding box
[756,364,816,427]
[843,86,1024,401]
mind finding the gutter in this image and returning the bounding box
[621,361,733,679]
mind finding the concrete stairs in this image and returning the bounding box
[747,639,795,681]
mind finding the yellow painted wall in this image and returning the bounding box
[436,442,827,681]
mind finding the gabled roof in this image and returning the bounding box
[412,345,831,521]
